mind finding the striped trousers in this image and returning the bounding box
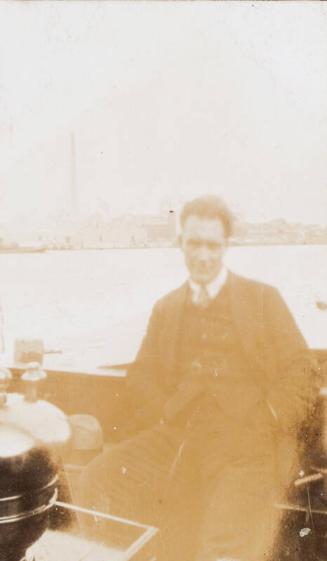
[78,422,291,561]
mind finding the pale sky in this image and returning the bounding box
[0,1,327,226]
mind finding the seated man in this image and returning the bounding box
[79,196,319,561]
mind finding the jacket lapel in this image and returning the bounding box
[161,282,189,390]
[229,272,266,376]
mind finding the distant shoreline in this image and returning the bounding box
[1,241,326,253]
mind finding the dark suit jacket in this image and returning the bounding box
[126,272,318,477]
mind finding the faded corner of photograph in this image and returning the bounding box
[0,2,327,561]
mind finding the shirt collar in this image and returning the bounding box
[189,266,228,302]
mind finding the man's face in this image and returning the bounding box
[180,215,227,285]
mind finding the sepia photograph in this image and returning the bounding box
[0,1,327,560]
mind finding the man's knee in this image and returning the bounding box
[77,429,161,508]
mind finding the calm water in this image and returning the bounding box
[0,245,326,371]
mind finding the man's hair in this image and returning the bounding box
[180,195,234,238]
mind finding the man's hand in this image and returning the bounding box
[163,365,205,423]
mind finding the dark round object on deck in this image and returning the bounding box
[0,426,58,561]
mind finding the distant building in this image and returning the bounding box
[232,218,327,245]
[144,210,176,246]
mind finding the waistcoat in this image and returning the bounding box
[176,283,266,425]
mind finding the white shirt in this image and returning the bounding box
[189,266,228,305]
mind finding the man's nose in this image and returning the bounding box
[197,245,211,261]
